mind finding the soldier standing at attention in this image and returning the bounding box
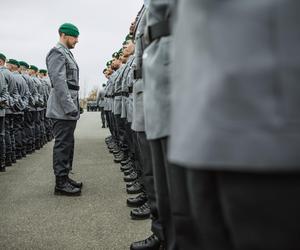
[0,70,7,172]
[46,23,82,196]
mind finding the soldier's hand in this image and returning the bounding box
[67,110,78,117]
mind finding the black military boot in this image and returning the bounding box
[67,176,83,189]
[0,160,6,172]
[121,157,131,166]
[127,192,148,208]
[124,171,138,182]
[130,234,162,250]
[54,176,81,196]
[32,143,36,153]
[126,181,136,188]
[120,161,134,172]
[127,182,143,195]
[130,202,151,220]
[124,168,134,176]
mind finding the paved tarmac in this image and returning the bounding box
[0,111,150,250]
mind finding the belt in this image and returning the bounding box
[67,83,80,91]
[133,69,142,80]
[121,92,129,97]
[114,93,122,97]
[52,83,80,91]
[147,20,170,44]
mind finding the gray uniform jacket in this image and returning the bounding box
[109,69,121,113]
[22,73,38,111]
[103,82,110,111]
[40,77,51,109]
[0,72,8,117]
[143,0,172,140]
[121,56,135,119]
[0,66,19,115]
[97,88,105,108]
[32,77,45,111]
[12,72,29,114]
[114,64,127,115]
[126,57,135,123]
[132,6,147,132]
[168,0,300,171]
[46,42,80,120]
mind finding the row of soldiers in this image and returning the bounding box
[0,53,53,173]
[101,1,300,250]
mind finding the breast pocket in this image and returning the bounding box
[66,63,78,82]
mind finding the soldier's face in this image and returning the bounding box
[120,55,128,63]
[129,21,135,34]
[0,59,5,66]
[20,66,27,74]
[66,36,79,49]
[6,63,13,71]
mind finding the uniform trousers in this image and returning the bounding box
[24,111,34,153]
[168,166,300,250]
[149,138,177,250]
[14,114,24,157]
[100,107,106,127]
[34,111,41,148]
[0,116,5,166]
[5,114,16,162]
[52,119,77,177]
[136,132,163,240]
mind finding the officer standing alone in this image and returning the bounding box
[46,23,83,196]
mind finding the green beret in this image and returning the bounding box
[59,23,80,37]
[112,52,120,59]
[39,69,47,74]
[125,34,133,41]
[19,61,29,69]
[7,59,20,67]
[106,61,112,67]
[0,53,6,62]
[29,65,39,72]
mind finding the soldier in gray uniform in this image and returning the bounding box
[113,51,128,163]
[28,65,44,151]
[0,67,8,172]
[120,41,136,176]
[142,0,177,249]
[38,69,53,142]
[97,83,106,128]
[38,69,51,147]
[106,56,123,159]
[0,54,19,166]
[103,65,114,136]
[168,1,300,249]
[6,59,29,159]
[46,23,82,196]
[129,4,163,250]
[19,61,39,154]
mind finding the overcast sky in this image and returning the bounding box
[0,0,142,97]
